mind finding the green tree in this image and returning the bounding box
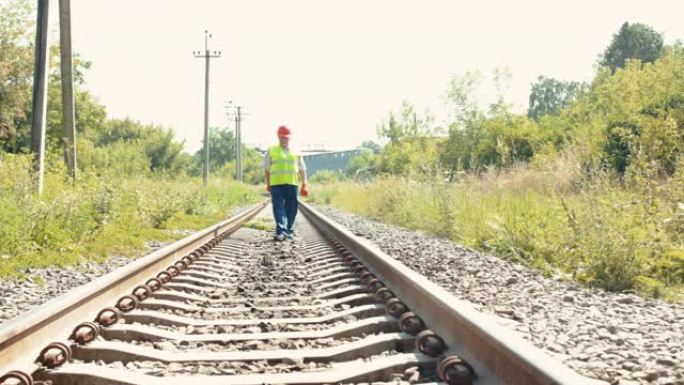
[96,118,148,145]
[358,140,382,154]
[239,147,265,184]
[0,0,109,158]
[440,70,543,174]
[93,118,185,171]
[375,102,439,175]
[142,128,184,171]
[212,139,264,184]
[601,22,664,73]
[377,101,433,144]
[206,126,236,171]
[0,0,34,152]
[346,149,376,177]
[45,56,107,142]
[528,76,586,120]
[565,46,684,174]
[190,126,241,176]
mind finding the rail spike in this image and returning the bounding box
[71,321,101,345]
[157,271,172,283]
[416,329,446,357]
[116,294,139,313]
[385,298,409,318]
[96,307,122,326]
[375,287,395,304]
[145,277,162,291]
[0,370,33,385]
[174,260,188,271]
[367,278,384,291]
[360,272,375,285]
[167,265,180,277]
[132,284,152,301]
[438,356,477,385]
[38,341,72,368]
[398,312,426,336]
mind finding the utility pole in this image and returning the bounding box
[225,102,248,182]
[235,106,242,182]
[193,31,221,186]
[30,0,50,194]
[59,0,77,180]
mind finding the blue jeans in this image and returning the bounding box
[270,184,298,235]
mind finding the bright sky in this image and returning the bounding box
[52,0,684,153]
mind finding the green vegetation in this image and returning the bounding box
[243,216,275,231]
[312,23,684,300]
[2,0,683,300]
[0,1,262,277]
[309,170,343,184]
[0,152,259,278]
[0,0,263,181]
[600,22,664,73]
[311,164,684,300]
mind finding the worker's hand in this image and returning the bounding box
[266,184,271,192]
[300,184,309,197]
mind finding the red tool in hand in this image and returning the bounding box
[300,184,309,197]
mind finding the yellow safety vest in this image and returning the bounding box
[269,145,299,186]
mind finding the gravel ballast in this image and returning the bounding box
[0,254,135,323]
[2,204,682,385]
[0,207,252,325]
[313,205,684,385]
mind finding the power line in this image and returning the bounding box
[193,30,221,187]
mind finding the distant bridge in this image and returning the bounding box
[302,149,363,177]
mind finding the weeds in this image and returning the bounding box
[0,153,260,277]
[312,161,684,300]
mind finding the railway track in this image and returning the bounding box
[0,200,606,385]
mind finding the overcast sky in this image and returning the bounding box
[50,0,684,153]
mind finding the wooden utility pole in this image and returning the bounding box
[225,102,247,182]
[235,106,242,182]
[193,31,221,186]
[59,0,77,180]
[30,0,50,194]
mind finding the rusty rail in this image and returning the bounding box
[0,200,268,379]
[0,199,610,385]
[299,201,608,385]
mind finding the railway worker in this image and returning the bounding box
[263,125,309,241]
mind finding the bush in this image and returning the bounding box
[316,162,684,299]
[0,152,260,277]
[310,170,341,184]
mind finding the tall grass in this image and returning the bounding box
[0,153,260,277]
[310,154,684,300]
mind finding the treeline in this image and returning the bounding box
[329,22,684,298]
[0,1,261,277]
[0,0,261,182]
[349,22,682,182]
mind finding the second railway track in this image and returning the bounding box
[0,200,606,385]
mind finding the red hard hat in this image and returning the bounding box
[277,125,291,137]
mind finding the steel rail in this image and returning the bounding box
[0,200,268,377]
[299,201,608,385]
